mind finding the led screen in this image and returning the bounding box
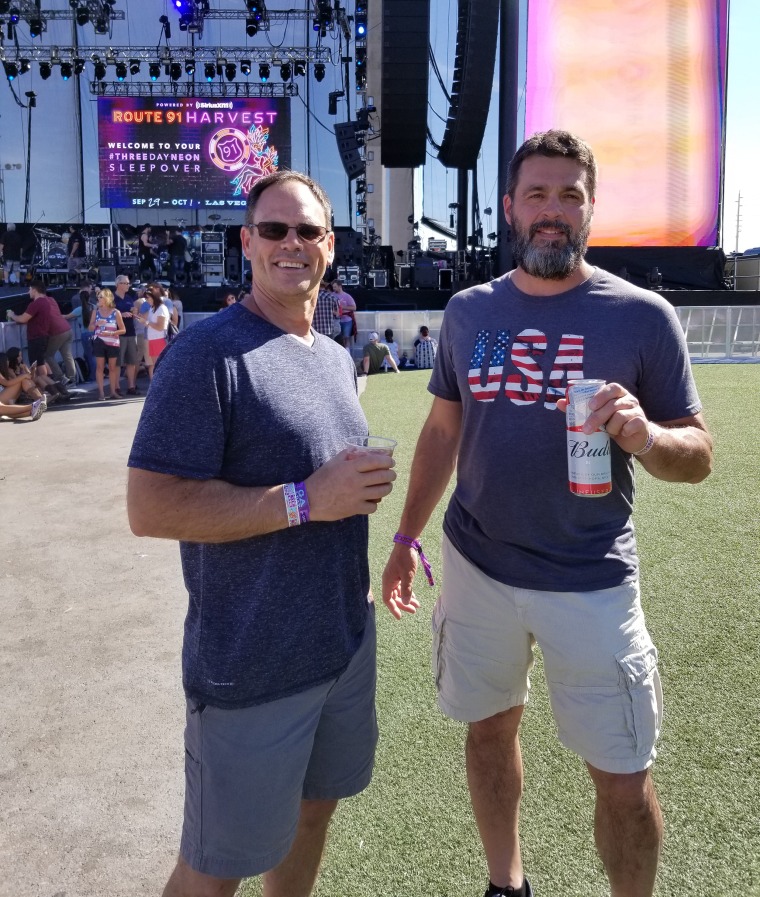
[525,0,728,246]
[98,96,291,209]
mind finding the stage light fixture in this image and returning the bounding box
[39,61,52,80]
[0,0,10,11]
[75,4,88,25]
[74,57,85,75]
[355,2,367,39]
[94,16,108,34]
[159,14,171,40]
[129,59,140,75]
[19,57,30,75]
[279,62,291,81]
[29,17,43,37]
[25,89,36,107]
[3,61,18,81]
[115,61,127,81]
[60,61,73,80]
[294,60,307,77]
[170,62,182,81]
[225,62,236,82]
[328,89,343,116]
[185,59,195,75]
[204,62,215,81]
[94,60,107,80]
[149,62,161,81]
[246,17,257,37]
[240,59,251,76]
[259,63,270,83]
[9,7,20,24]
[314,63,325,82]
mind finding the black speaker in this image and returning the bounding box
[99,265,116,285]
[225,256,240,281]
[439,267,453,290]
[414,259,438,289]
[334,122,365,180]
[333,227,364,267]
[438,0,499,170]
[381,0,430,168]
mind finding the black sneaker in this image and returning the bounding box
[484,879,533,897]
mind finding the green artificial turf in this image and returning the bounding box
[242,365,760,897]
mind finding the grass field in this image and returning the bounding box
[243,364,760,897]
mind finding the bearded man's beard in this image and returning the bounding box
[511,214,592,280]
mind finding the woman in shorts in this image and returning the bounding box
[89,288,125,401]
[137,282,170,381]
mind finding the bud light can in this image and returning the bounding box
[566,379,611,497]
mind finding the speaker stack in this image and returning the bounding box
[381,0,430,168]
[437,0,500,170]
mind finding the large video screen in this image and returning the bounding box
[524,0,728,247]
[98,97,291,210]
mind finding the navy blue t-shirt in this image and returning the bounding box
[128,303,371,708]
[115,292,137,337]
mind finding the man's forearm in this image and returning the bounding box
[397,412,460,538]
[635,422,713,484]
[128,470,287,542]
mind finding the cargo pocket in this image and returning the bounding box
[430,598,446,689]
[614,639,663,757]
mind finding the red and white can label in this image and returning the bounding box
[566,379,612,497]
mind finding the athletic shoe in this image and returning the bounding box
[126,387,139,396]
[483,879,533,897]
[31,399,45,421]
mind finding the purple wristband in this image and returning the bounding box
[294,481,310,524]
[393,532,435,586]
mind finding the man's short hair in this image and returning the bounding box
[506,129,597,200]
[29,279,47,293]
[115,275,131,286]
[419,325,430,337]
[245,171,333,229]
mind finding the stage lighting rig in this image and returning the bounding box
[149,61,160,81]
[170,62,182,81]
[93,59,106,80]
[19,57,30,74]
[314,63,325,82]
[74,57,85,75]
[60,61,74,80]
[39,61,51,79]
[114,61,127,81]
[8,7,20,24]
[185,58,195,75]
[294,59,306,77]
[159,14,171,39]
[129,59,140,75]
[75,5,89,25]
[280,62,291,81]
[204,62,215,82]
[28,15,43,37]
[313,0,331,36]
[25,89,36,107]
[3,60,19,80]
[240,59,251,76]
[245,17,257,37]
[225,61,236,81]
[355,2,367,38]
[259,62,269,82]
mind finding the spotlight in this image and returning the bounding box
[225,62,236,81]
[355,1,367,37]
[25,90,36,107]
[75,5,88,25]
[314,63,325,82]
[149,62,161,81]
[204,62,215,82]
[9,7,20,24]
[94,60,107,80]
[245,17,257,37]
[159,14,171,39]
[279,62,291,81]
[39,61,52,80]
[60,61,73,80]
[74,58,85,75]
[129,59,140,76]
[294,60,307,77]
[3,60,18,81]
[259,63,269,83]
[170,62,182,81]
[240,59,251,76]
[115,61,127,81]
[185,59,195,75]
[19,57,30,75]
[29,17,43,38]
[94,16,108,34]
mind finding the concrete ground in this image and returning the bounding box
[2,381,200,896]
[0,371,368,897]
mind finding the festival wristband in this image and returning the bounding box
[282,482,300,527]
[393,533,435,586]
[294,481,311,524]
[632,429,655,456]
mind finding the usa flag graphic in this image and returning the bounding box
[468,329,510,402]
[505,329,547,405]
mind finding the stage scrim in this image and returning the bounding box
[525,0,728,247]
[97,97,292,210]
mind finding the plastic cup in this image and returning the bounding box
[345,435,397,457]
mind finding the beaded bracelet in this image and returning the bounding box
[393,533,435,586]
[632,429,656,456]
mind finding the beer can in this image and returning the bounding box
[566,379,611,497]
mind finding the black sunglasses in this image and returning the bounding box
[250,221,329,244]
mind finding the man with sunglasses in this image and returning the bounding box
[127,171,395,897]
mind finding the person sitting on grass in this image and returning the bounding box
[362,331,400,375]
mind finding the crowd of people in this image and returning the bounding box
[1,277,183,414]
